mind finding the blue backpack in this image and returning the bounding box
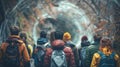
[98,51,116,67]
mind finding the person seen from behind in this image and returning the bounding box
[20,32,33,58]
[63,32,79,67]
[85,34,102,67]
[79,35,90,67]
[91,37,120,67]
[43,31,76,67]
[0,26,30,67]
[32,31,49,67]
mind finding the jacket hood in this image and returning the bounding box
[63,32,71,41]
[51,40,65,50]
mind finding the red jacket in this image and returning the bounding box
[43,40,76,67]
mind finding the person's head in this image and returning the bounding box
[81,35,88,42]
[40,31,47,38]
[63,32,71,42]
[93,34,102,43]
[10,26,20,35]
[99,37,112,51]
[54,31,64,40]
[20,32,27,42]
[81,35,90,47]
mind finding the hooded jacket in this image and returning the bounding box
[0,35,30,67]
[43,40,75,67]
[90,46,120,67]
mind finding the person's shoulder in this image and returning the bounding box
[87,45,96,49]
[93,52,101,59]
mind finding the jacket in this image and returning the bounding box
[85,42,99,67]
[43,40,75,67]
[0,35,30,67]
[91,46,120,67]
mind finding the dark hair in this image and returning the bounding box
[99,37,113,51]
[10,26,20,35]
[20,32,27,40]
[93,34,102,43]
[54,31,64,40]
[100,37,112,47]
[40,31,47,38]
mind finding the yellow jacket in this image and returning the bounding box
[91,47,120,67]
[0,35,30,67]
[27,44,33,57]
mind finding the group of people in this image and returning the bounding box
[0,25,120,67]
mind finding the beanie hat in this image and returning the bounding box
[63,32,71,41]
[81,36,88,41]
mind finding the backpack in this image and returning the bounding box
[50,50,67,67]
[33,45,45,67]
[3,39,20,67]
[98,51,116,67]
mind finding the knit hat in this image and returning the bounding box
[63,32,71,41]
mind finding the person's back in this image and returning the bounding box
[63,32,79,67]
[20,32,33,58]
[43,31,76,67]
[80,35,90,67]
[0,26,30,67]
[44,40,76,67]
[32,31,48,67]
[85,34,101,67]
[91,37,120,67]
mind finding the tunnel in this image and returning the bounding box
[0,0,120,64]
[0,0,120,47]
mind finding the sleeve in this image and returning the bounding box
[22,43,30,62]
[114,54,120,67]
[28,45,33,57]
[90,53,100,67]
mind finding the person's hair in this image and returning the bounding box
[54,31,64,40]
[19,32,27,44]
[10,26,20,35]
[99,37,113,51]
[93,34,102,43]
[20,32,27,40]
[40,31,47,38]
[50,31,63,44]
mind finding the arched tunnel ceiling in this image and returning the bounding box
[0,0,120,47]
